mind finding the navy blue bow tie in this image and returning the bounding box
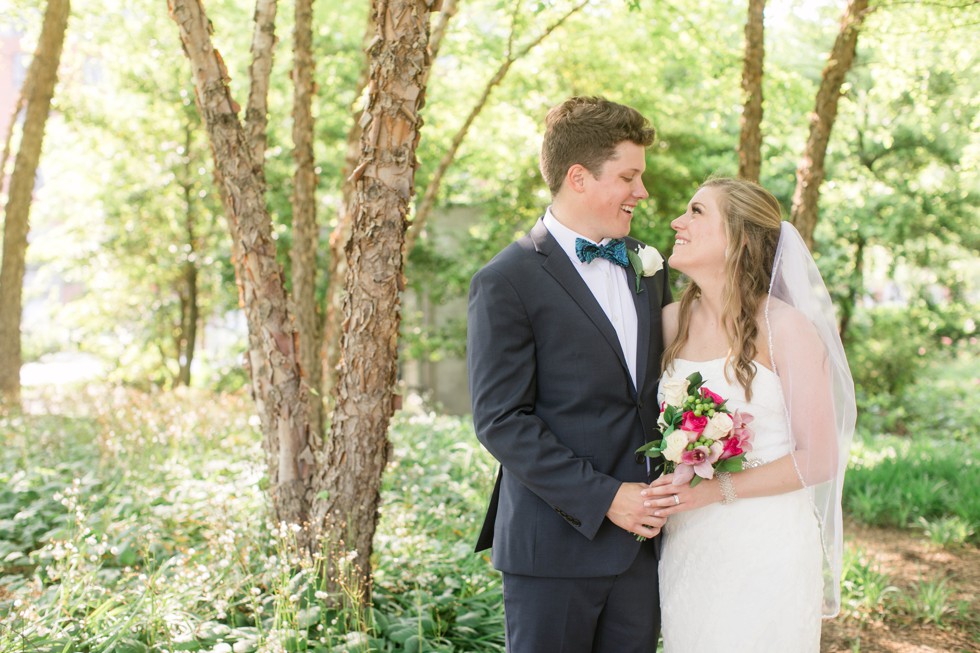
[575,237,629,267]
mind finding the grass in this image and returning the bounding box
[844,435,980,544]
[844,353,980,545]
[1,349,978,651]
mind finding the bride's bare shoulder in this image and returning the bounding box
[763,299,821,348]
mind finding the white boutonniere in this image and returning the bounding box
[626,243,664,294]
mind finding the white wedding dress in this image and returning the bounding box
[658,358,824,652]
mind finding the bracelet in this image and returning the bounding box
[717,472,737,505]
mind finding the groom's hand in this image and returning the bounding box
[606,482,666,539]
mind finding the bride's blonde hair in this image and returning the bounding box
[662,177,782,400]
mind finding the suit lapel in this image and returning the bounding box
[530,220,631,380]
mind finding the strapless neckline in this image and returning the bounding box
[672,356,778,380]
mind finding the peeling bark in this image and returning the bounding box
[291,0,323,439]
[322,0,457,403]
[167,0,312,528]
[311,0,437,601]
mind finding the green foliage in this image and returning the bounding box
[898,577,969,628]
[9,0,977,381]
[0,389,504,652]
[844,306,933,397]
[839,546,898,619]
[844,433,980,544]
[854,347,978,440]
[2,350,978,649]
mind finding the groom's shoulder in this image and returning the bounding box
[479,229,542,274]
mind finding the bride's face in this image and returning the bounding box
[669,186,729,276]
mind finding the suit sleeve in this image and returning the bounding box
[467,264,622,541]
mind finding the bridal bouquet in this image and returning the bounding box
[638,372,754,487]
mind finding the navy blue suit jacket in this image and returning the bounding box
[467,218,671,577]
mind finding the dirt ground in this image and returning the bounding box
[821,521,980,653]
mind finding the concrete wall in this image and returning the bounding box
[401,206,484,416]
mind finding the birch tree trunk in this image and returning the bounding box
[310,0,437,601]
[291,0,323,438]
[737,0,765,183]
[790,0,873,248]
[167,0,313,528]
[246,0,278,166]
[0,0,70,403]
[234,0,279,424]
[321,0,457,404]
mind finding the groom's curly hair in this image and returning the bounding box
[540,96,655,195]
[663,177,782,401]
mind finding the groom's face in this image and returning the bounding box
[579,141,648,241]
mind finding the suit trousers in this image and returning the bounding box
[500,541,661,653]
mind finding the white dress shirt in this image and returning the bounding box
[544,208,639,388]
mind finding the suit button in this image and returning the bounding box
[637,400,643,409]
[635,452,645,464]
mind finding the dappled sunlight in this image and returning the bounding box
[20,352,107,387]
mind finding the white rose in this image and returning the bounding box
[661,378,689,407]
[662,430,689,463]
[637,244,664,276]
[702,412,734,440]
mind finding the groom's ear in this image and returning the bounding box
[565,164,589,193]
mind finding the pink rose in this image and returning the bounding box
[680,411,708,434]
[720,435,744,459]
[700,386,725,405]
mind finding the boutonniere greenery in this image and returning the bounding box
[627,244,665,294]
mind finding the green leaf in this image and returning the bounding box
[636,439,665,455]
[686,372,705,394]
[717,456,746,472]
[627,249,644,294]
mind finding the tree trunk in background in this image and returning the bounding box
[738,0,764,183]
[176,124,200,387]
[245,0,278,168]
[176,255,199,386]
[311,0,437,601]
[406,0,588,254]
[0,0,70,403]
[168,0,312,528]
[1,94,27,184]
[321,0,457,404]
[291,0,323,439]
[790,0,872,248]
[838,231,865,346]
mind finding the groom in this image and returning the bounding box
[467,96,671,653]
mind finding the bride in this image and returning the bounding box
[641,178,855,651]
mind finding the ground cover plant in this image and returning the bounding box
[1,349,977,653]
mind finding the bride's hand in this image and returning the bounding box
[641,473,721,517]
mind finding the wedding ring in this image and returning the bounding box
[672,495,680,506]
